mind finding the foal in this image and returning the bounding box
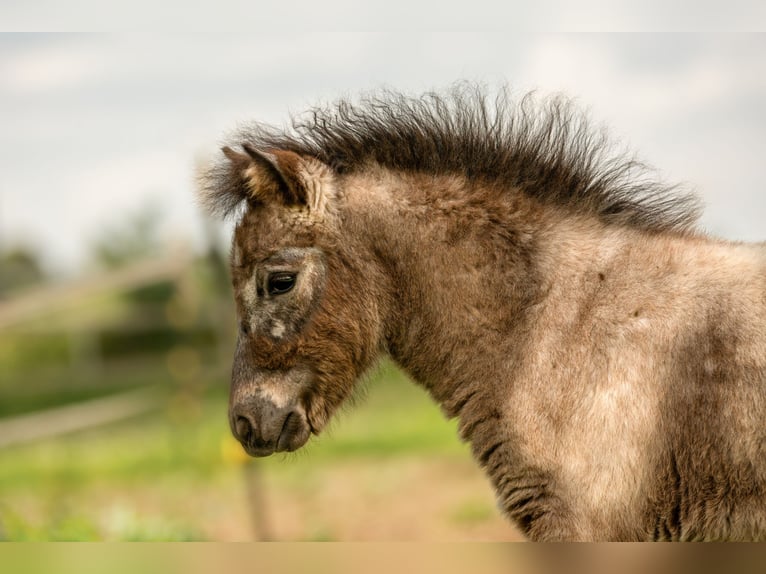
[200,87,766,541]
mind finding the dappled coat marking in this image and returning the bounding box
[200,85,766,541]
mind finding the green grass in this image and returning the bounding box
[0,361,469,540]
[308,363,465,459]
[0,363,464,486]
[448,498,497,526]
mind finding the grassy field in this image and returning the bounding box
[0,362,519,541]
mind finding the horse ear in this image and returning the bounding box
[222,144,308,207]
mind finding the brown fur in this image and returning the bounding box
[199,86,766,541]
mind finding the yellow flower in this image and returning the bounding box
[220,434,250,465]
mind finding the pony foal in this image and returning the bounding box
[200,87,766,541]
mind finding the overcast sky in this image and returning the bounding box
[1,34,765,276]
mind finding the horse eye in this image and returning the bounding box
[267,272,297,296]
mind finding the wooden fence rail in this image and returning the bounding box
[0,387,166,449]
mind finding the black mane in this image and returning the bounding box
[208,84,701,232]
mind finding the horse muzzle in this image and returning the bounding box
[229,397,311,457]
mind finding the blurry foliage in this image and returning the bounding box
[0,234,234,416]
[91,203,164,270]
[98,325,218,359]
[0,246,46,298]
[124,280,176,304]
[0,332,71,372]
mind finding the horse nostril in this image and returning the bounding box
[276,409,310,452]
[234,414,253,443]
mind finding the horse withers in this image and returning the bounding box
[199,86,766,541]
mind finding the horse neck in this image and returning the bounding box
[342,168,567,408]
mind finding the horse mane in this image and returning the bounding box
[206,84,701,232]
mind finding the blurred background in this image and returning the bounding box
[1,33,765,541]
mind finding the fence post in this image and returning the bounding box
[243,460,273,541]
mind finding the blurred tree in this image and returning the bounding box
[91,202,164,269]
[0,246,46,298]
